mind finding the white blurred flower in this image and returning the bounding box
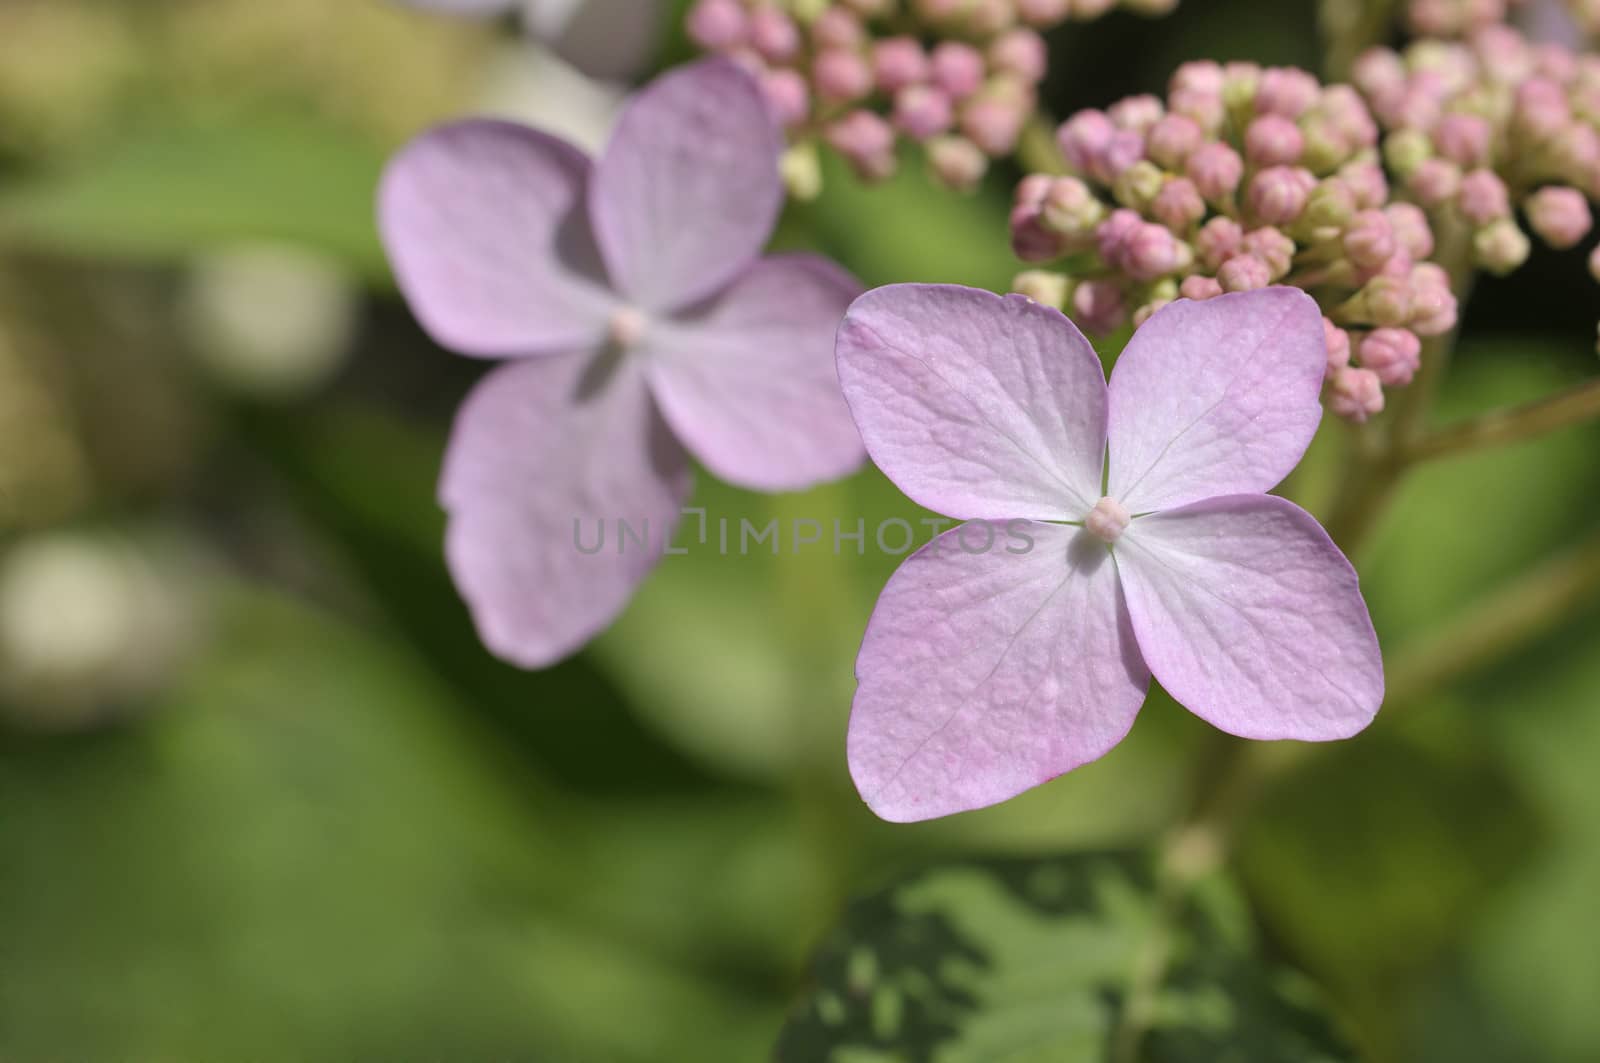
[475,39,624,153]
[0,531,198,729]
[179,245,357,400]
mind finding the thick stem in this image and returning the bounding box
[1403,376,1600,464]
[1384,527,1600,706]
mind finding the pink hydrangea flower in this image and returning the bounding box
[835,285,1383,821]
[399,0,660,81]
[379,60,865,667]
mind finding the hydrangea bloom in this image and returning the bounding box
[1012,60,1461,423]
[836,284,1383,821]
[379,59,865,667]
[398,0,659,80]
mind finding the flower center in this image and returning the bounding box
[1085,496,1131,544]
[608,306,648,350]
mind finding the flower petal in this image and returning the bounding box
[1106,288,1325,513]
[848,522,1150,822]
[378,120,615,359]
[533,0,661,81]
[440,353,693,669]
[1115,493,1382,741]
[835,284,1109,521]
[646,254,865,491]
[589,58,784,312]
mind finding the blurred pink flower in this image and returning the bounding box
[378,60,865,667]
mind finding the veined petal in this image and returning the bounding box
[378,120,615,358]
[1106,288,1325,513]
[1115,493,1382,741]
[440,353,693,669]
[589,58,784,312]
[646,254,865,491]
[835,285,1109,522]
[848,522,1150,822]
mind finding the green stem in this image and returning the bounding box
[1402,376,1600,464]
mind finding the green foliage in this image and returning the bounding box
[776,853,1355,1063]
[0,116,389,280]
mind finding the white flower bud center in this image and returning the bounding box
[608,306,648,349]
[1086,496,1131,543]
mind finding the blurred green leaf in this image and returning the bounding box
[1238,714,1540,1063]
[0,116,389,281]
[776,853,1354,1062]
[0,586,777,1062]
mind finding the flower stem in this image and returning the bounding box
[1401,376,1600,464]
[1383,526,1600,706]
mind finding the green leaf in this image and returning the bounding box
[776,853,1355,1063]
[0,116,390,281]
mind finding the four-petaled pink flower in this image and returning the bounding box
[379,59,865,668]
[836,285,1383,822]
[398,0,659,81]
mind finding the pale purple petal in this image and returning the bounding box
[1106,288,1325,513]
[534,0,661,81]
[440,353,692,668]
[848,522,1150,822]
[1115,493,1382,741]
[378,120,615,358]
[835,284,1109,521]
[589,58,784,312]
[645,254,865,491]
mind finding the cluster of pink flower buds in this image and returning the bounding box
[1355,28,1599,283]
[686,0,1178,195]
[1403,0,1528,37]
[1010,61,1460,422]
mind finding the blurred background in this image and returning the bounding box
[2,1,1599,1060]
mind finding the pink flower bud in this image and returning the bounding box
[931,42,986,100]
[1525,185,1594,249]
[1245,115,1305,167]
[1339,161,1389,209]
[1329,366,1386,423]
[962,96,1026,156]
[1244,226,1295,279]
[1358,327,1422,387]
[749,7,800,63]
[1256,67,1320,118]
[892,85,954,140]
[1016,0,1072,24]
[1433,112,1492,166]
[1058,109,1113,176]
[1042,176,1104,236]
[873,37,929,94]
[1109,94,1165,134]
[990,29,1048,83]
[1073,278,1128,334]
[927,135,989,192]
[1324,317,1352,378]
[1344,209,1397,271]
[1195,216,1245,271]
[1459,169,1511,225]
[1169,86,1225,134]
[1181,275,1225,300]
[1248,165,1311,226]
[761,69,810,128]
[1123,222,1187,281]
[686,0,747,50]
[1096,208,1143,265]
[814,49,873,104]
[1145,114,1203,170]
[1515,78,1571,141]
[1385,203,1435,260]
[1351,48,1406,102]
[1170,60,1225,96]
[1218,254,1271,292]
[1186,142,1244,201]
[1152,177,1206,231]
[812,7,865,49]
[826,110,897,181]
[1101,130,1147,182]
[1408,158,1462,208]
